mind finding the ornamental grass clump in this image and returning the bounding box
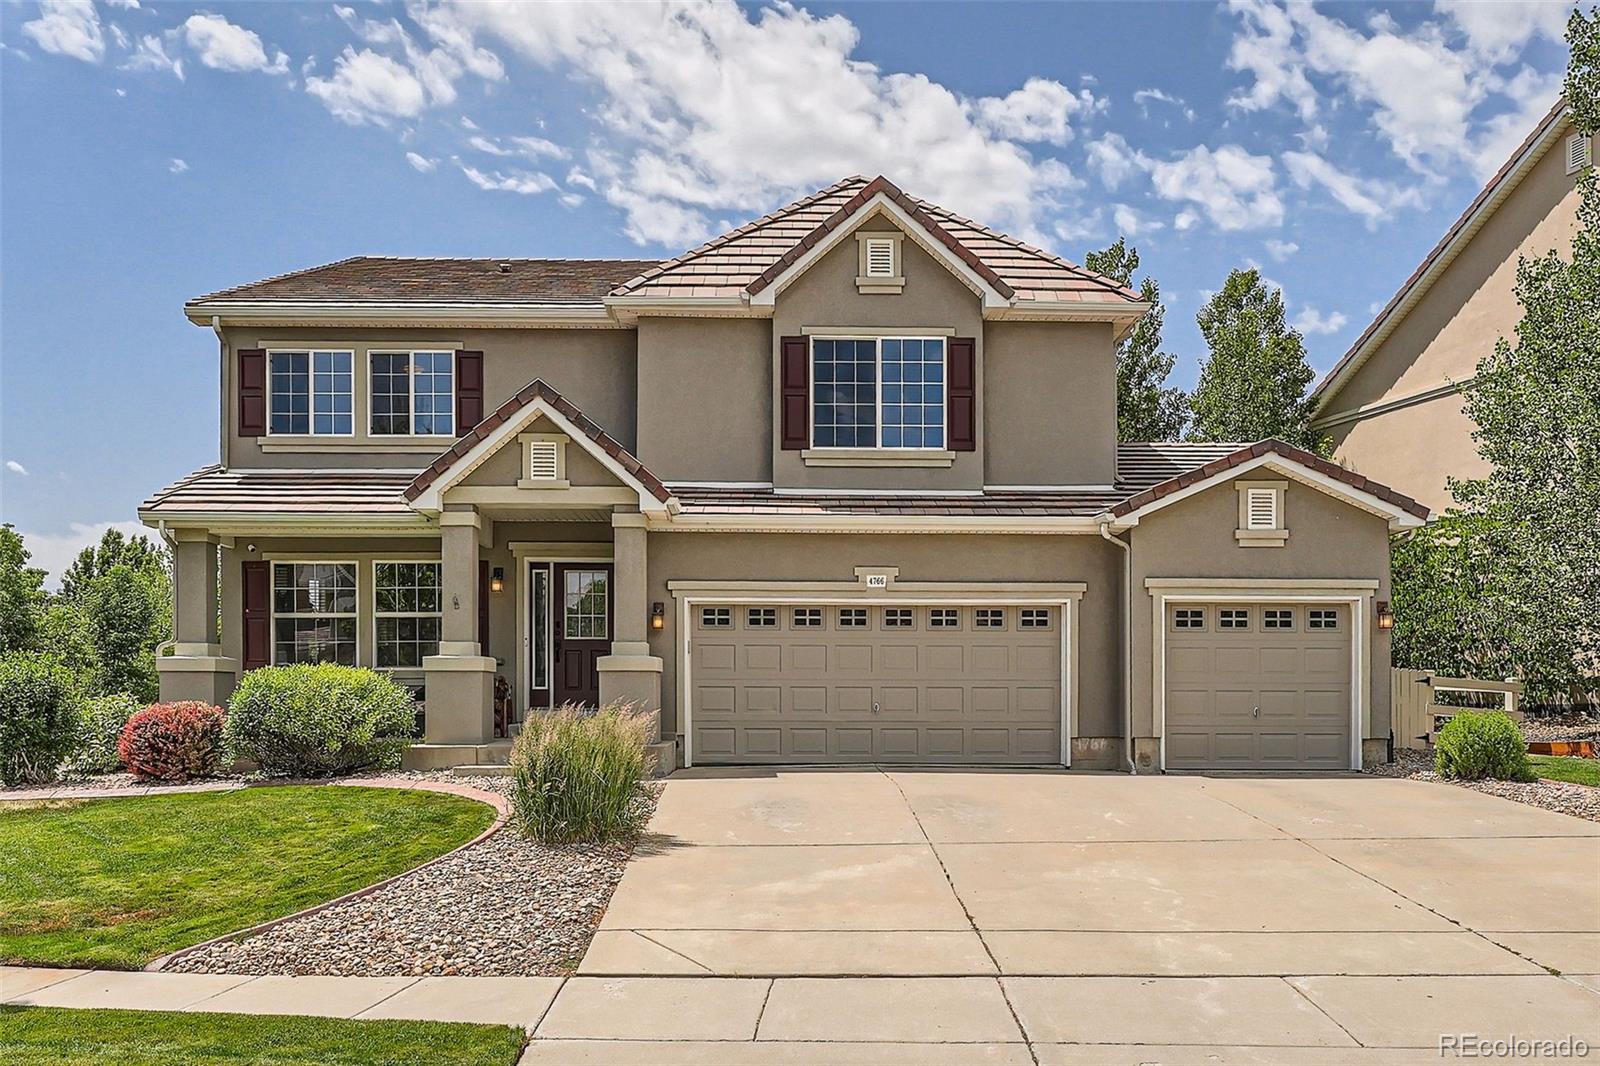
[510,703,652,844]
[1434,710,1535,782]
[118,701,225,782]
[226,664,417,777]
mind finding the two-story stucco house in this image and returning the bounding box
[1310,100,1589,512]
[142,176,1427,774]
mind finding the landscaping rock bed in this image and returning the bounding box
[166,773,661,977]
[1520,711,1600,745]
[1367,748,1600,823]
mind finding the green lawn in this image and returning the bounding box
[0,1006,525,1066]
[0,786,494,969]
[1530,755,1600,788]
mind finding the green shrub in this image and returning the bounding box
[0,652,81,787]
[510,703,652,844]
[226,664,417,777]
[119,701,225,782]
[67,692,141,775]
[1434,711,1534,782]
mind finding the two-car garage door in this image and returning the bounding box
[689,602,1062,764]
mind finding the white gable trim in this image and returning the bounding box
[1103,453,1426,532]
[748,194,1011,311]
[408,397,671,514]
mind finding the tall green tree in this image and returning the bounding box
[1083,238,1188,441]
[84,564,163,702]
[1187,268,1326,452]
[0,525,47,654]
[58,528,167,605]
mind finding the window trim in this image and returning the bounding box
[370,559,443,672]
[266,349,356,438]
[1235,480,1289,547]
[806,335,950,454]
[854,230,904,293]
[270,559,360,666]
[368,349,456,438]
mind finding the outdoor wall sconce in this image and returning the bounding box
[651,602,666,630]
[1376,600,1394,630]
[490,567,505,593]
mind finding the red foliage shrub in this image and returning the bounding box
[117,702,225,782]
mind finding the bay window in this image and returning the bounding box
[811,337,945,449]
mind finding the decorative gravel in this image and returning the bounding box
[167,774,660,977]
[1367,748,1600,823]
[1520,712,1600,744]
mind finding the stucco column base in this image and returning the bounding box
[423,655,496,745]
[597,653,663,717]
[1133,737,1161,774]
[1361,738,1389,768]
[156,655,239,707]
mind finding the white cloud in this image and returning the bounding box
[458,163,557,196]
[1146,143,1283,231]
[425,1,1094,246]
[106,0,140,8]
[1283,149,1422,225]
[1292,306,1349,335]
[405,151,438,173]
[1466,66,1566,180]
[323,5,502,118]
[20,521,148,590]
[467,134,512,156]
[1436,0,1570,64]
[168,157,189,174]
[306,47,429,125]
[1226,0,1317,121]
[558,191,585,209]
[1133,87,1195,122]
[1264,238,1299,261]
[1111,203,1163,238]
[6,460,29,476]
[22,0,105,64]
[1085,133,1147,192]
[511,135,569,160]
[122,33,183,79]
[183,13,289,75]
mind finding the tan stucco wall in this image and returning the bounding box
[1319,136,1583,511]
[769,213,987,492]
[984,321,1117,486]
[456,415,624,489]
[642,531,1124,741]
[1127,475,1394,745]
[636,317,772,484]
[223,326,638,469]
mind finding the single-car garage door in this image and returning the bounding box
[688,602,1063,764]
[1164,601,1352,770]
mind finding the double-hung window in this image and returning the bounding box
[811,337,945,449]
[272,563,357,664]
[374,562,442,668]
[269,351,353,435]
[371,351,455,436]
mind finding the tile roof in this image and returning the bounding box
[140,466,419,517]
[403,378,672,504]
[190,257,660,307]
[612,176,1144,306]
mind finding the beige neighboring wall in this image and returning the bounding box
[984,320,1117,486]
[223,325,638,469]
[769,212,986,492]
[635,317,772,483]
[642,531,1123,742]
[1127,475,1394,746]
[1316,125,1584,512]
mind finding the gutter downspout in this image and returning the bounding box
[1099,518,1135,774]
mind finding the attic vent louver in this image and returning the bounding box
[1246,487,1279,530]
[527,440,560,480]
[864,238,897,278]
[1568,132,1592,175]
[498,262,512,274]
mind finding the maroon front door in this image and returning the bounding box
[552,563,612,707]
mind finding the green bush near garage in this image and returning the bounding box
[226,664,417,777]
[66,693,142,775]
[1434,710,1535,782]
[509,702,653,844]
[0,652,80,787]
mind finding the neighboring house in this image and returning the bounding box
[143,175,1427,774]
[1311,100,1589,513]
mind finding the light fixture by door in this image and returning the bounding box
[651,602,665,630]
[490,567,505,593]
[1376,600,1394,630]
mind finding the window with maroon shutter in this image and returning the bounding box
[241,560,270,670]
[780,336,809,449]
[455,350,484,434]
[947,337,976,451]
[237,349,267,437]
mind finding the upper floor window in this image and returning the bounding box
[811,337,945,450]
[270,351,353,435]
[371,351,454,436]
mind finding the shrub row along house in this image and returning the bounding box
[142,176,1428,774]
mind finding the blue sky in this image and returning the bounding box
[0,0,1575,580]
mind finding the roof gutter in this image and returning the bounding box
[1098,518,1136,774]
[185,301,616,328]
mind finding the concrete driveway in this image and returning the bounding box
[523,769,1600,1064]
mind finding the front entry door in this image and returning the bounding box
[553,564,612,707]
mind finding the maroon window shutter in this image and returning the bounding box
[456,351,484,434]
[779,336,809,450]
[478,560,491,650]
[241,561,270,671]
[947,337,976,451]
[238,349,267,437]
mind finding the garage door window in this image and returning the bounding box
[793,608,822,627]
[700,607,732,628]
[930,608,960,629]
[976,608,1005,629]
[884,608,914,628]
[1173,608,1205,630]
[1021,608,1053,630]
[746,607,777,628]
[839,607,868,628]
[1308,609,1340,629]
[1264,608,1294,630]
[1219,608,1251,630]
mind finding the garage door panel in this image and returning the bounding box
[837,686,872,714]
[881,728,919,756]
[925,645,965,674]
[1016,644,1056,674]
[791,728,827,756]
[927,687,964,714]
[1259,648,1301,674]
[745,728,781,755]
[698,685,736,716]
[791,686,827,714]
[881,645,919,672]
[744,686,782,716]
[973,687,1010,714]
[1169,646,1212,674]
[1215,647,1258,673]
[972,645,1009,673]
[880,686,919,715]
[792,644,828,671]
[698,643,736,672]
[1304,647,1346,676]
[836,645,873,672]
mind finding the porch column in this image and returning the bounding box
[422,508,495,745]
[597,509,663,719]
[156,530,238,706]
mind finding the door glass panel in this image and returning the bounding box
[530,565,549,690]
[564,569,608,639]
